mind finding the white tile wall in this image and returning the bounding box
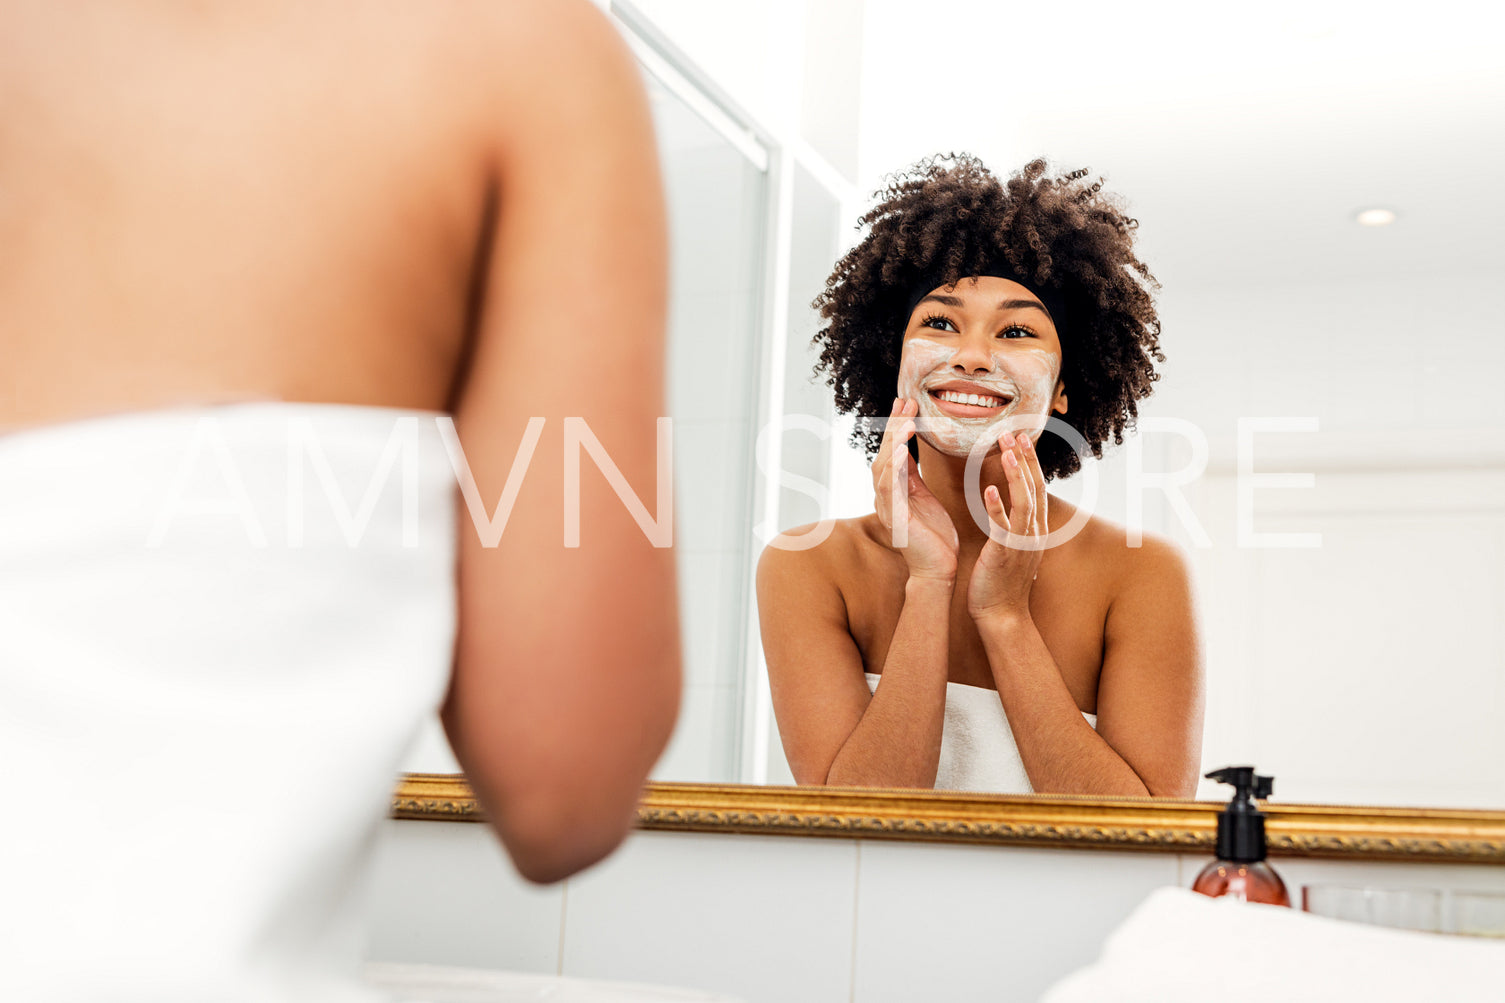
[366,820,563,973]
[366,823,1505,1003]
[852,842,1179,1003]
[559,831,858,1003]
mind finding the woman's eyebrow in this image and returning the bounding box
[917,293,964,307]
[996,298,1048,314]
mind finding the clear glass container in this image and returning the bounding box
[1451,891,1505,939]
[1300,885,1442,932]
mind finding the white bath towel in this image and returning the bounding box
[1,403,458,1002]
[1041,886,1505,1003]
[864,673,1097,793]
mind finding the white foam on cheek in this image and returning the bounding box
[897,338,954,400]
[897,337,1061,459]
[899,338,974,456]
[999,347,1060,430]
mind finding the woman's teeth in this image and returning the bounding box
[934,389,1007,408]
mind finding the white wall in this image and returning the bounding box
[1156,270,1505,806]
[365,819,1505,1002]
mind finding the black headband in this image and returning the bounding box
[902,260,1068,334]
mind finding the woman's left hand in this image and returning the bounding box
[967,430,1048,625]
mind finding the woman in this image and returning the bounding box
[758,155,1203,797]
[1,2,678,999]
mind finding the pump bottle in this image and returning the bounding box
[1191,766,1291,906]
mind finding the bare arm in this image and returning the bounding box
[978,535,1205,797]
[440,0,679,884]
[1093,536,1205,796]
[758,539,952,788]
[759,402,964,787]
[827,576,954,787]
[969,433,1202,797]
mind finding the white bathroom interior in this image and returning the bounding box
[372,1,1505,1000]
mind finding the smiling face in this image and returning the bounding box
[896,276,1068,459]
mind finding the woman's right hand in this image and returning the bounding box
[872,397,959,581]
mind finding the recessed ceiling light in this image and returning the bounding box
[1355,208,1397,227]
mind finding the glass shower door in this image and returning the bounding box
[640,65,770,783]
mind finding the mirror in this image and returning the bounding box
[402,2,1505,816]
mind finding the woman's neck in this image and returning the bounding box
[914,440,1013,550]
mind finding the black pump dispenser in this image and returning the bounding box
[1192,766,1289,905]
[1207,766,1273,864]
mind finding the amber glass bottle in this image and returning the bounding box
[1191,767,1291,907]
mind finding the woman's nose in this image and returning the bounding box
[951,333,995,374]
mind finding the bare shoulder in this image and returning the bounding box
[756,516,879,595]
[1106,527,1194,601]
[436,0,638,98]
[427,0,622,50]
[1090,521,1198,634]
[1048,497,1193,594]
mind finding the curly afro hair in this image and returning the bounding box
[812,154,1163,481]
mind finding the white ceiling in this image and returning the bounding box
[857,0,1505,289]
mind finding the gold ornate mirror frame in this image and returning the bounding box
[394,774,1505,864]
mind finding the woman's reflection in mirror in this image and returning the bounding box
[757,155,1204,796]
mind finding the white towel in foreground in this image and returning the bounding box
[1,403,459,1001]
[1041,886,1505,1003]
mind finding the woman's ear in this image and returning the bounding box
[1052,380,1068,415]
